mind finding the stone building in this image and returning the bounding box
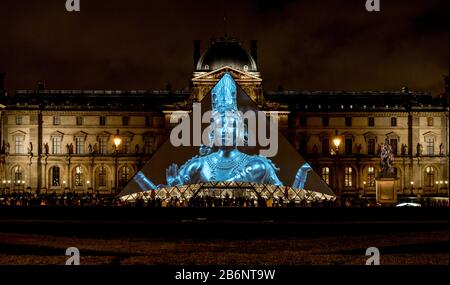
[0,37,448,200]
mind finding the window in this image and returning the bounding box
[322,138,329,154]
[120,166,131,188]
[145,116,152,127]
[52,137,62,154]
[426,138,434,155]
[15,136,24,154]
[51,166,60,187]
[75,137,85,155]
[99,137,108,155]
[425,167,435,187]
[144,137,154,154]
[122,138,131,154]
[122,116,129,126]
[76,116,83,126]
[345,138,352,155]
[99,116,106,126]
[98,165,107,187]
[367,166,375,187]
[391,117,397,127]
[299,117,306,127]
[344,167,353,187]
[345,117,352,127]
[14,166,23,191]
[299,136,307,155]
[368,117,375,127]
[427,117,433,126]
[368,139,375,155]
[390,139,398,155]
[16,115,22,125]
[53,116,60,125]
[74,166,84,187]
[322,117,329,127]
[321,167,330,185]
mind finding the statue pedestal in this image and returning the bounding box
[375,177,398,205]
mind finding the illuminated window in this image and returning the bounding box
[427,117,433,126]
[14,166,23,191]
[321,167,330,185]
[97,165,107,187]
[367,166,375,187]
[16,115,22,125]
[425,167,435,187]
[120,166,131,188]
[122,138,131,154]
[52,137,61,154]
[53,116,60,125]
[144,137,154,154]
[344,167,353,187]
[51,166,60,187]
[426,138,434,155]
[74,166,84,187]
[15,136,24,154]
[75,137,85,155]
[99,137,108,155]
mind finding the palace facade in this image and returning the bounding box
[0,38,448,200]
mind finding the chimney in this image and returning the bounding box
[193,40,201,70]
[250,40,258,64]
[0,73,4,90]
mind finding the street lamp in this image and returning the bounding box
[113,129,122,196]
[331,132,342,206]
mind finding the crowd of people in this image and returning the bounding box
[0,191,448,208]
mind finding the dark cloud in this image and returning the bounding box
[0,0,448,96]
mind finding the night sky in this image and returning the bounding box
[0,0,448,96]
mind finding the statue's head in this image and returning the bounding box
[208,73,246,147]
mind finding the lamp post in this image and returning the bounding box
[113,129,122,196]
[331,133,342,206]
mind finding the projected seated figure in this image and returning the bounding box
[136,73,311,190]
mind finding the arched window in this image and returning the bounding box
[344,167,353,187]
[74,166,84,187]
[367,166,375,187]
[51,166,60,187]
[120,166,131,188]
[321,167,330,185]
[13,166,24,191]
[97,165,107,187]
[425,167,435,187]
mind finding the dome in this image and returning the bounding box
[196,38,257,72]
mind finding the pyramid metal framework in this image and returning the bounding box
[120,71,336,204]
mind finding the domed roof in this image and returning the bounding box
[196,38,257,72]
